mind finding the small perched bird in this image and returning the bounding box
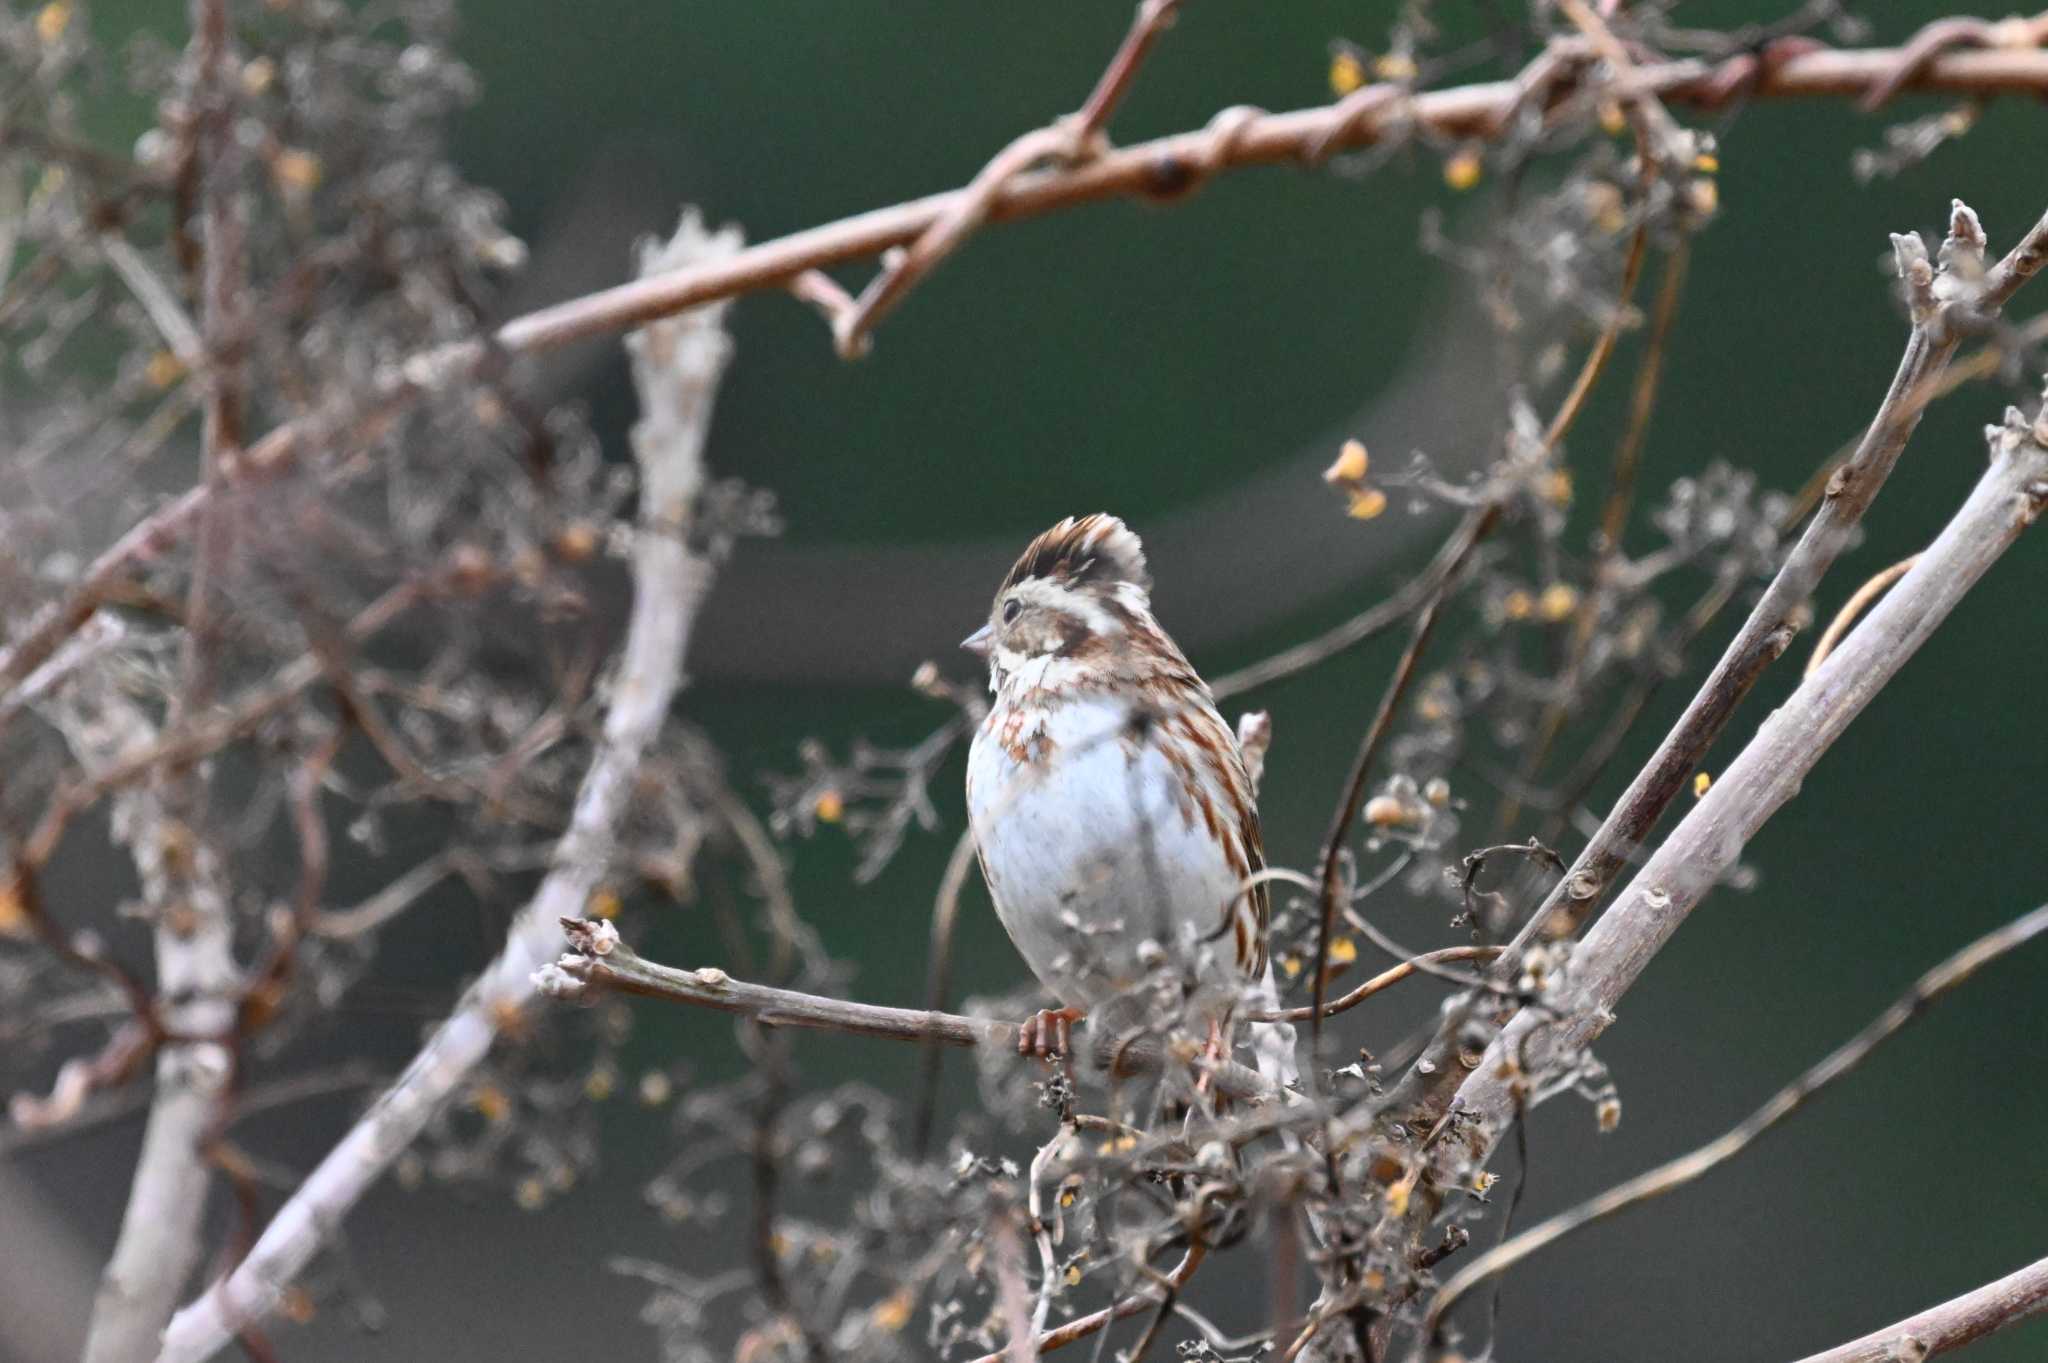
[963,514,1291,1085]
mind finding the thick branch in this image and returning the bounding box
[1386,198,2048,1130]
[1788,1254,2048,1363]
[1434,397,2048,1203]
[154,212,742,1363]
[83,6,246,1355]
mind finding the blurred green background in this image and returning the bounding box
[17,2,2048,1360]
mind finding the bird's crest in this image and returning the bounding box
[999,514,1150,596]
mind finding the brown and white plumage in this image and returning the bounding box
[963,515,1289,1081]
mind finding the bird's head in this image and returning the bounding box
[964,513,1152,690]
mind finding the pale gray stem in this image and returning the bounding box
[40,672,240,1363]
[1787,1253,2048,1363]
[153,210,742,1363]
[1436,399,2048,1193]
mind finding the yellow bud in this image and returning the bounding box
[1327,937,1358,965]
[1443,150,1482,191]
[1064,1263,1083,1286]
[1363,794,1411,828]
[1328,50,1367,97]
[1346,487,1388,521]
[1688,176,1719,217]
[1374,52,1418,81]
[1502,589,1534,621]
[583,1067,615,1101]
[1692,152,1719,175]
[35,2,70,45]
[514,1177,547,1211]
[871,1287,915,1333]
[587,886,621,920]
[1325,437,1369,486]
[1386,1179,1410,1217]
[1542,468,1574,506]
[0,878,24,937]
[1598,102,1628,135]
[145,349,185,389]
[1693,771,1712,798]
[1537,583,1578,622]
[242,56,277,95]
[469,1083,511,1123]
[1472,1170,1498,1194]
[814,789,845,823]
[1281,954,1303,978]
[272,148,322,193]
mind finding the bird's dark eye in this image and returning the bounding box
[1001,598,1022,624]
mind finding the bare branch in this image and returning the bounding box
[9,23,2048,707]
[540,919,1278,1104]
[1788,1254,2048,1363]
[154,210,743,1363]
[1426,901,2048,1336]
[1430,394,2048,1235]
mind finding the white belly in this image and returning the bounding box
[966,696,1246,1011]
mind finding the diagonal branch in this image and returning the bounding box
[1385,197,2048,1133]
[1425,901,2048,1336]
[154,210,743,1363]
[1427,393,2048,1265]
[1787,1254,2048,1363]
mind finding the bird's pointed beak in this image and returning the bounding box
[961,624,993,659]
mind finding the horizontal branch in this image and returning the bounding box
[540,919,1278,1104]
[5,23,2047,712]
[490,35,2048,355]
[1788,1253,2048,1363]
[543,918,1012,1048]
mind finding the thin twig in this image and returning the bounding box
[830,0,1185,357]
[1427,901,2048,1337]
[1251,947,1502,1023]
[1805,553,1920,678]
[1309,506,1499,1058]
[540,919,1277,1104]
[964,1245,1207,1363]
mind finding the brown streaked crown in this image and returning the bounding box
[998,514,1150,597]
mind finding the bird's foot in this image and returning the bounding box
[1018,1007,1085,1059]
[1194,1017,1226,1098]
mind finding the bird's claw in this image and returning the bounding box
[1018,1007,1084,1059]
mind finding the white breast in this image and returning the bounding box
[966,694,1248,1012]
